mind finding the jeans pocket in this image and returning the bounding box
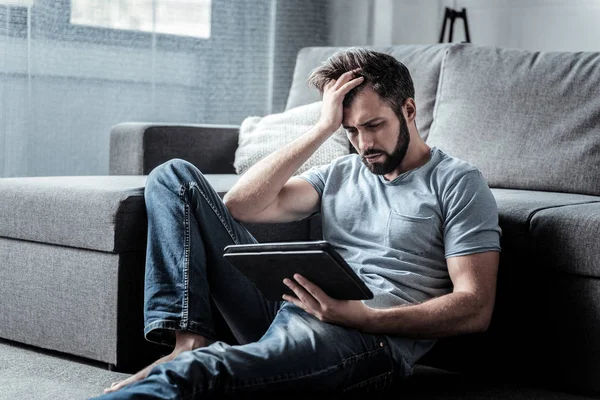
[385,211,434,256]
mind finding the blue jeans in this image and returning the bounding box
[93,159,415,399]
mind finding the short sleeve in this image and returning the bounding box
[297,163,332,198]
[442,170,502,258]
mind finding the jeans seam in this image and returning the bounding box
[178,179,240,332]
[144,320,179,347]
[179,184,190,328]
[189,181,239,245]
[144,319,217,344]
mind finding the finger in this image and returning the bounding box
[338,75,365,95]
[282,294,308,313]
[323,79,336,91]
[283,278,320,310]
[333,68,362,90]
[332,68,361,89]
[293,274,330,305]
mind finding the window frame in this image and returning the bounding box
[0,0,212,50]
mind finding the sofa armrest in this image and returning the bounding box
[109,122,240,175]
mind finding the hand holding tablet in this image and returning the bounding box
[223,241,373,301]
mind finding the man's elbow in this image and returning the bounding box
[223,194,267,222]
[476,312,492,333]
[472,305,494,333]
[223,194,244,221]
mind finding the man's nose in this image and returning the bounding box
[357,132,373,152]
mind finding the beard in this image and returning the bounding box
[361,113,410,176]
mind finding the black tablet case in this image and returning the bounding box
[223,241,373,301]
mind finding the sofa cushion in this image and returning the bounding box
[427,44,600,196]
[234,102,349,175]
[530,202,600,278]
[0,175,240,253]
[0,237,123,364]
[109,123,240,176]
[487,189,600,287]
[492,188,600,233]
[490,188,600,323]
[490,188,600,303]
[286,44,452,141]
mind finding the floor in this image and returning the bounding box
[0,337,598,400]
[0,338,128,400]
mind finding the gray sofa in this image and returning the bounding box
[1,43,599,395]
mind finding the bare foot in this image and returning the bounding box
[103,331,213,394]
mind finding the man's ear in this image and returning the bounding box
[403,98,417,124]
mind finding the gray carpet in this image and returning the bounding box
[0,338,598,400]
[0,339,129,400]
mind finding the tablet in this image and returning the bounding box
[223,241,373,301]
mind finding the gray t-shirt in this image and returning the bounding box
[299,147,501,310]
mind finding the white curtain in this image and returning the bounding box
[0,0,327,177]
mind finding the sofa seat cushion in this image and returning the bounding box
[491,188,600,285]
[492,188,600,234]
[492,188,600,272]
[0,174,240,253]
[530,202,600,278]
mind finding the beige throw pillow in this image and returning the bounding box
[234,102,349,175]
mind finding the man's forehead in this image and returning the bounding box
[342,111,384,128]
[342,102,392,128]
[341,86,394,126]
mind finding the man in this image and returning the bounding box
[98,48,501,398]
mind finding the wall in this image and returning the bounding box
[455,0,600,51]
[327,0,373,46]
[271,0,328,113]
[328,0,600,52]
[327,0,447,47]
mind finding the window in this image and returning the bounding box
[0,0,32,5]
[70,0,211,39]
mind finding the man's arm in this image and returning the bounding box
[364,251,499,337]
[224,69,364,223]
[223,132,324,223]
[282,250,499,338]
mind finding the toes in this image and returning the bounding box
[107,383,124,393]
[104,381,125,394]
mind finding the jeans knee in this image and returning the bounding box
[145,158,203,197]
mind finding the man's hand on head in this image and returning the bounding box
[282,273,374,331]
[317,69,364,134]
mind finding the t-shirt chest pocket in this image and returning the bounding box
[385,210,435,256]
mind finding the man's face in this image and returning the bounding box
[342,86,410,177]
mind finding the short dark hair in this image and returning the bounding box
[307,48,415,118]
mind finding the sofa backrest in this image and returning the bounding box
[426,44,600,196]
[286,44,452,141]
